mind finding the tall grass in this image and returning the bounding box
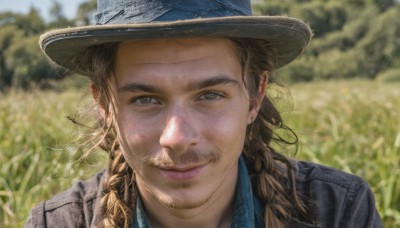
[0,80,399,227]
[0,88,106,227]
[283,80,400,227]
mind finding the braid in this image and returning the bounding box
[256,152,290,225]
[232,38,311,226]
[99,140,136,228]
[243,99,309,227]
[244,138,308,227]
[77,43,139,227]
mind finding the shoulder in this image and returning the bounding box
[24,170,106,228]
[294,161,383,228]
[295,160,365,189]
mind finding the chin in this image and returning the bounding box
[157,190,213,210]
[158,197,210,210]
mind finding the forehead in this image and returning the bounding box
[113,37,243,87]
[115,37,239,66]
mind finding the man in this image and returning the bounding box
[26,0,382,227]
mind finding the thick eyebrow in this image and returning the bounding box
[118,74,240,94]
[118,83,162,94]
[186,75,240,91]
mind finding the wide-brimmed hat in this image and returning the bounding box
[40,0,312,75]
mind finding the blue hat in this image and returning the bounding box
[40,0,312,74]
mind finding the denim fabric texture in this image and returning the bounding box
[25,157,383,228]
[95,0,251,25]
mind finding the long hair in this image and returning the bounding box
[77,38,309,227]
[231,38,309,227]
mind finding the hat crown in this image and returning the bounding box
[95,0,252,25]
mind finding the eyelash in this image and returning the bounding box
[198,91,225,101]
[129,90,225,106]
[131,96,160,105]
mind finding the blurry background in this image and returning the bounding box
[0,0,84,21]
[0,0,399,227]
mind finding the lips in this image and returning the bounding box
[158,164,207,180]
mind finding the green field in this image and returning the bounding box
[1,80,399,227]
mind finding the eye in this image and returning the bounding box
[132,96,160,105]
[198,91,224,101]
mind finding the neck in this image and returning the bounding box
[146,200,234,228]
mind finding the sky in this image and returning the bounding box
[0,0,86,21]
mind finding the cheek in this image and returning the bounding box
[117,108,156,143]
[115,114,158,164]
[201,108,249,150]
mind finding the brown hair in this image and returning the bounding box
[77,38,309,227]
[231,38,309,227]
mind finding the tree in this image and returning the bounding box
[49,0,66,21]
[5,35,60,89]
[76,0,97,25]
[356,5,400,77]
[0,25,23,89]
[290,1,348,38]
[0,8,45,36]
[48,0,74,28]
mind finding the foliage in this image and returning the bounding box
[0,1,84,90]
[290,1,348,38]
[5,35,63,89]
[0,25,23,89]
[0,7,46,36]
[76,0,97,26]
[375,68,400,82]
[254,0,400,83]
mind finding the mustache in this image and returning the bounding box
[141,149,221,168]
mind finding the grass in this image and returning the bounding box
[282,80,400,226]
[0,86,107,227]
[0,79,399,227]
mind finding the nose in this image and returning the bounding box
[159,108,200,153]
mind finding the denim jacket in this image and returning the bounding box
[25,157,383,228]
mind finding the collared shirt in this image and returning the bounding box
[25,157,383,228]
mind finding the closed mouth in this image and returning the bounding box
[157,163,208,180]
[158,163,207,172]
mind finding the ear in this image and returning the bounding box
[247,71,268,124]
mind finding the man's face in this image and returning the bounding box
[111,38,258,210]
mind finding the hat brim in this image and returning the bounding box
[40,16,312,75]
